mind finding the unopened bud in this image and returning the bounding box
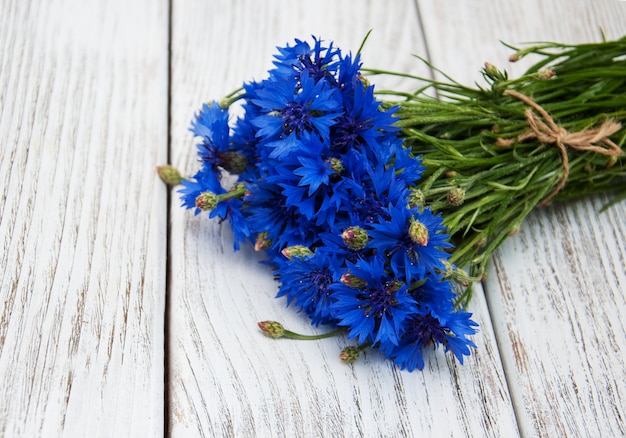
[340,273,368,289]
[484,62,499,78]
[254,232,272,251]
[408,188,425,209]
[341,226,369,250]
[448,187,465,206]
[509,52,520,62]
[219,151,247,174]
[156,165,183,185]
[258,321,284,338]
[281,245,313,260]
[444,170,459,178]
[484,62,508,82]
[340,346,361,363]
[326,157,344,176]
[537,69,555,80]
[195,191,218,210]
[409,219,429,246]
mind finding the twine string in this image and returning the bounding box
[498,89,622,206]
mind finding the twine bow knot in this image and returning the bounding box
[498,89,623,205]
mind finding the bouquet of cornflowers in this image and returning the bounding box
[159,35,625,371]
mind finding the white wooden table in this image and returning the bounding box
[1,1,625,436]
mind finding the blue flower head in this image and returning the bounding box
[271,36,340,85]
[332,82,399,153]
[368,204,452,283]
[244,180,321,258]
[190,102,232,177]
[383,309,478,372]
[275,249,343,326]
[331,255,418,346]
[251,73,342,158]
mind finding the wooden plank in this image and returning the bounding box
[417,0,626,435]
[0,0,168,435]
[168,1,517,436]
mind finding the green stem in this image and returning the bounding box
[282,327,346,341]
[217,184,247,202]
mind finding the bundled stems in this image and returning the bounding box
[370,36,626,305]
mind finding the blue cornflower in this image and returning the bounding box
[271,36,339,85]
[265,135,347,226]
[384,309,478,371]
[368,204,452,283]
[294,156,334,195]
[331,255,417,346]
[191,102,232,179]
[244,181,320,257]
[342,163,410,224]
[275,249,342,326]
[387,140,424,187]
[332,83,399,153]
[230,111,261,182]
[336,51,363,95]
[251,73,342,158]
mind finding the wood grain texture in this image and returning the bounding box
[168,1,517,436]
[488,199,626,437]
[0,0,168,435]
[417,0,626,436]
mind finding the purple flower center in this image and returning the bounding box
[333,115,369,149]
[282,101,311,135]
[408,313,448,347]
[359,283,399,318]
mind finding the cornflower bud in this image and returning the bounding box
[254,232,272,251]
[537,69,555,80]
[219,151,248,174]
[326,157,344,176]
[258,321,284,338]
[448,187,466,206]
[409,219,429,246]
[509,52,520,62]
[341,226,369,250]
[483,62,507,81]
[195,191,218,210]
[340,273,368,289]
[156,165,183,185]
[281,245,313,260]
[408,188,425,209]
[340,346,361,364]
[484,62,499,78]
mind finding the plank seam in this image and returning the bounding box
[164,0,174,435]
